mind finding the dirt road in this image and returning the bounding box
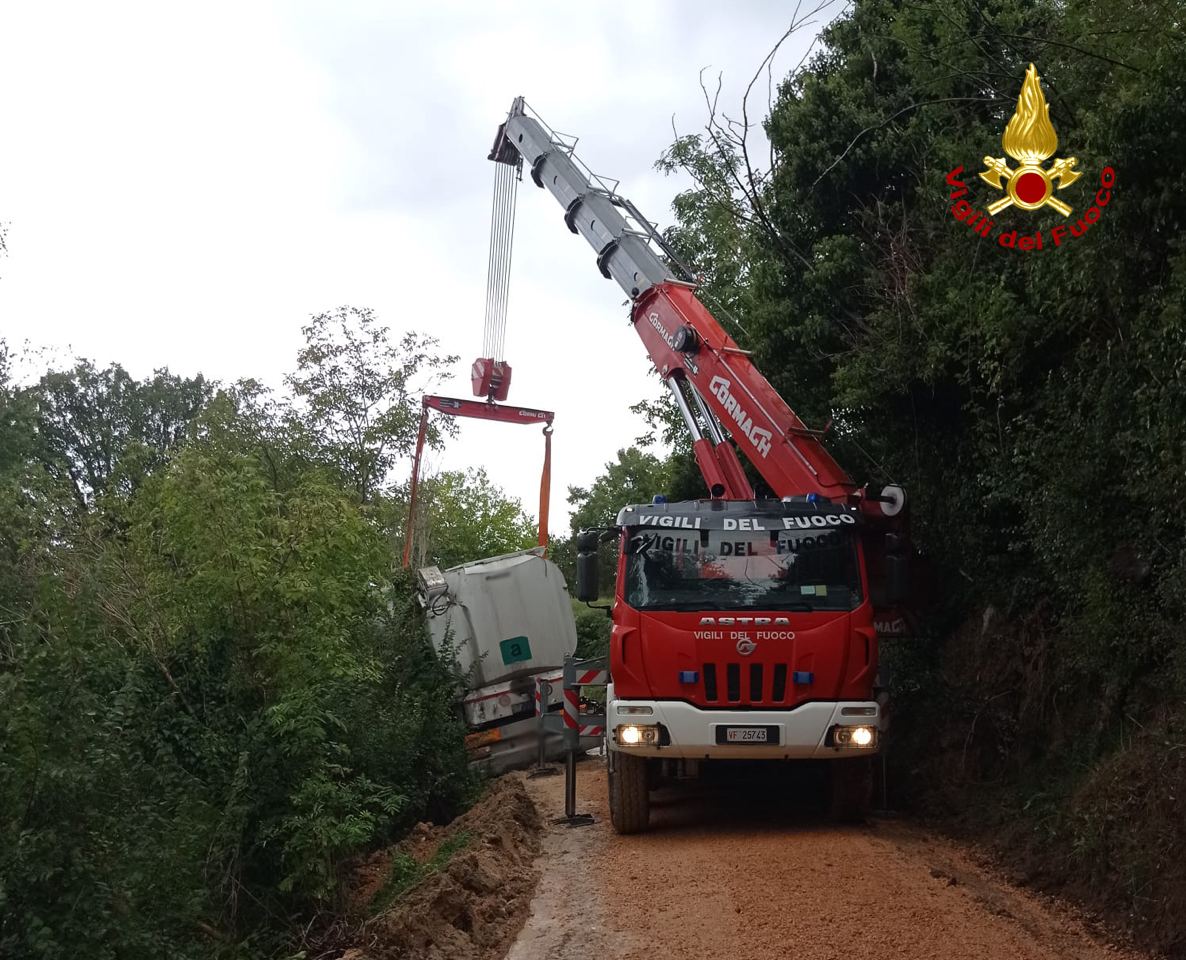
[507,760,1143,960]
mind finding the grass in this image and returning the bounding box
[368,830,474,915]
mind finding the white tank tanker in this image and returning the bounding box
[417,547,578,772]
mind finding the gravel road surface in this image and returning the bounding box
[507,759,1143,960]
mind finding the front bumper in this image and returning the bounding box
[607,684,882,760]
[465,713,602,775]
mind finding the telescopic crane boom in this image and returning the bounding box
[489,98,901,517]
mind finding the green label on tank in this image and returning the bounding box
[499,636,531,665]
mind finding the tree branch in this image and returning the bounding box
[810,96,999,190]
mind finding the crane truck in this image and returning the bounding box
[488,98,909,832]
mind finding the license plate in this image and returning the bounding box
[717,725,779,744]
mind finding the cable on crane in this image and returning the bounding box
[481,160,519,363]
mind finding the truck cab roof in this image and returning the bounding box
[614,497,861,530]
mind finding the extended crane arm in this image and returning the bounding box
[490,99,870,507]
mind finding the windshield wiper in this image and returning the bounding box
[645,601,717,611]
[636,600,821,613]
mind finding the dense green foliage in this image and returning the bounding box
[0,311,524,958]
[572,599,611,661]
[416,467,538,570]
[566,447,672,532]
[643,0,1186,948]
[562,447,674,596]
[34,359,215,509]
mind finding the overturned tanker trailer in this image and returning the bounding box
[416,547,589,774]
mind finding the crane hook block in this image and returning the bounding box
[471,357,513,401]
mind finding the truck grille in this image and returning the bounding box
[725,663,741,701]
[703,663,718,700]
[702,661,793,705]
[772,664,787,701]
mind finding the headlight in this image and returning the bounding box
[615,723,659,746]
[831,724,878,749]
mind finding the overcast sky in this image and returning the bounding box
[0,1,839,531]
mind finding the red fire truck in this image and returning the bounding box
[489,99,909,833]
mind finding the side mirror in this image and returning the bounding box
[884,553,909,605]
[575,530,600,603]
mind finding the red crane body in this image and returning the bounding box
[488,98,900,518]
[632,281,856,502]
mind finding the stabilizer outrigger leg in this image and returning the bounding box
[551,656,607,828]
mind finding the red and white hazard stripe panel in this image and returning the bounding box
[562,689,582,729]
[562,689,605,736]
[575,668,608,685]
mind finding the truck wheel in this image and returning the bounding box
[609,751,650,834]
[828,757,873,822]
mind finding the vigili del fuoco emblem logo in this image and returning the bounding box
[980,63,1079,215]
[944,63,1115,252]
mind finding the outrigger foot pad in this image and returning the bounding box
[551,813,596,828]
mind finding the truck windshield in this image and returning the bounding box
[623,526,862,612]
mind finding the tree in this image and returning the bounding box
[0,342,61,660]
[655,0,1186,945]
[0,339,477,958]
[286,307,457,502]
[30,360,213,509]
[416,467,537,569]
[567,446,672,534]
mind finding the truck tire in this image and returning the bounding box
[609,751,650,834]
[828,757,873,822]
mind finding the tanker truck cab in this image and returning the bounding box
[576,498,894,833]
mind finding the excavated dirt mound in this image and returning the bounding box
[339,775,542,960]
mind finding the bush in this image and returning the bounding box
[0,421,476,958]
[572,600,611,661]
